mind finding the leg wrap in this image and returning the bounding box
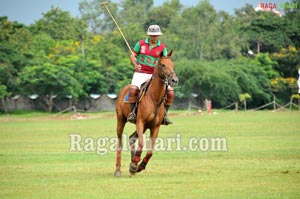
[166,87,175,106]
[137,153,153,172]
[133,148,142,163]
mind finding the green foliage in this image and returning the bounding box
[20,64,82,97]
[1,0,300,111]
[79,0,121,34]
[176,59,240,106]
[168,0,244,60]
[30,6,87,40]
[239,93,251,111]
[176,58,271,107]
[240,9,291,54]
[239,93,251,102]
[0,17,29,95]
[0,84,9,99]
[119,0,154,27]
[19,64,82,112]
[255,53,279,79]
[284,0,300,47]
[75,59,108,95]
[271,46,300,77]
[270,77,298,103]
[145,0,182,29]
[291,93,300,100]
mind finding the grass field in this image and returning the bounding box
[0,110,300,199]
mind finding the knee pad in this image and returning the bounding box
[128,86,139,103]
[166,88,175,106]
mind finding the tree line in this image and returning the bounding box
[1,0,299,112]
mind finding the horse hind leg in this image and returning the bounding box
[114,119,126,177]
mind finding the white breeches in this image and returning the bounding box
[131,72,173,90]
[131,72,153,89]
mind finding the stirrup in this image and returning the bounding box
[162,116,173,125]
[127,112,136,123]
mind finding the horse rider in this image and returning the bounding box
[127,24,175,125]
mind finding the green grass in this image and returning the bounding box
[0,110,300,199]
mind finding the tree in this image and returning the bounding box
[168,0,243,60]
[28,33,56,65]
[175,57,271,108]
[271,46,300,77]
[270,77,298,103]
[0,42,25,94]
[79,0,118,34]
[2,0,298,112]
[239,93,251,111]
[19,64,82,112]
[89,34,133,93]
[175,59,241,107]
[168,1,217,60]
[0,18,30,95]
[255,53,279,79]
[214,11,243,59]
[30,7,87,40]
[0,84,9,113]
[119,0,154,27]
[241,10,291,54]
[145,0,183,29]
[284,0,300,47]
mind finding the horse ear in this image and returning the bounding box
[160,50,173,58]
[160,51,164,58]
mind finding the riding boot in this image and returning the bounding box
[162,88,175,125]
[127,103,137,123]
[127,86,139,123]
[162,105,173,125]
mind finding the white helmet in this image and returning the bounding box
[147,25,163,36]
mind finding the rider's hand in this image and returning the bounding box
[135,64,141,71]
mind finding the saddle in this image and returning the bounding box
[137,79,152,103]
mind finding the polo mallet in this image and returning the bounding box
[101,1,134,55]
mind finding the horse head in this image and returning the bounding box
[157,50,179,87]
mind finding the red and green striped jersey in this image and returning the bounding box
[132,37,168,74]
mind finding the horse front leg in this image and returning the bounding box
[137,127,159,172]
[129,123,144,175]
[114,119,125,177]
[129,131,137,162]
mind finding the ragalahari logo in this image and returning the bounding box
[255,1,298,16]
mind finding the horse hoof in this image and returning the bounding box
[129,171,135,176]
[114,170,121,177]
[129,162,138,174]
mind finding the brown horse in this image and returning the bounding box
[114,50,178,176]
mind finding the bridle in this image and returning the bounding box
[148,58,176,109]
[153,58,176,86]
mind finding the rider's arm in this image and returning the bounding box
[130,51,139,68]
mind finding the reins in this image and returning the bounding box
[146,58,173,115]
